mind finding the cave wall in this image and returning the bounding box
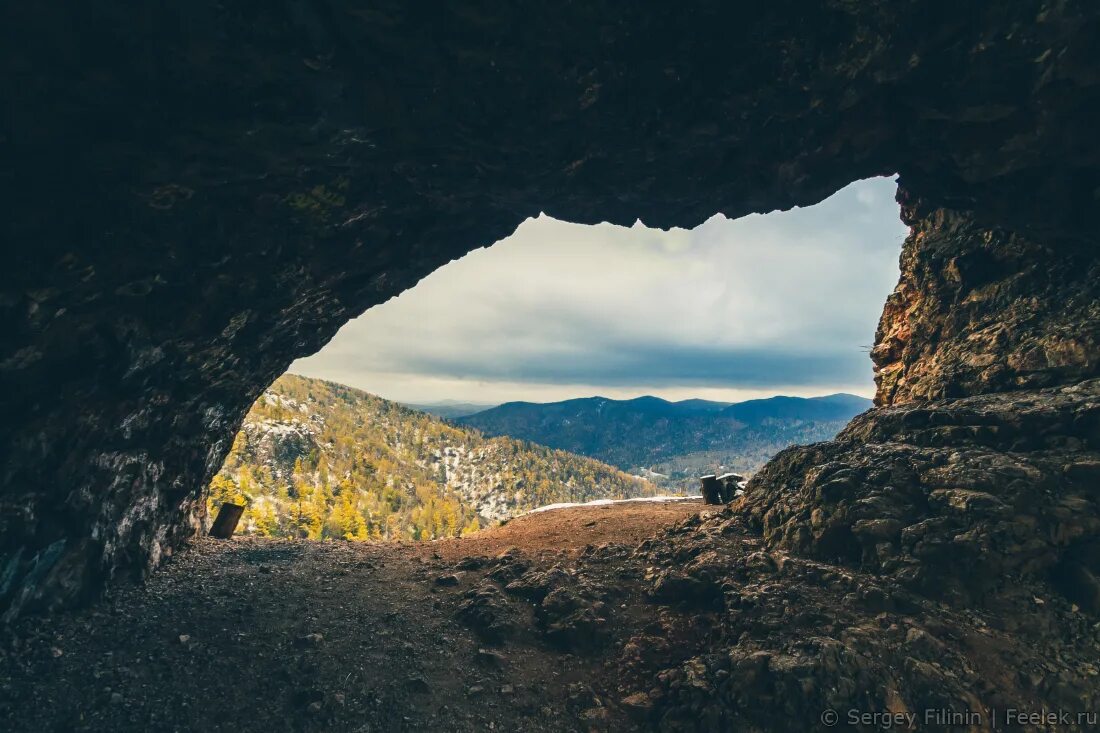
[873,196,1100,405]
[2,1,1100,619]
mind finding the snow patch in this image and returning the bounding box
[523,495,700,515]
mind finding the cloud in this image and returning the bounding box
[855,185,881,207]
[380,341,870,388]
[291,177,907,402]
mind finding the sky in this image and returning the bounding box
[290,176,908,405]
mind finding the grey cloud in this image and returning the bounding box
[291,177,907,402]
[384,341,871,388]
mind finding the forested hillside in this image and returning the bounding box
[460,393,872,488]
[207,375,657,541]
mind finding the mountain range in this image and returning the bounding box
[458,393,872,488]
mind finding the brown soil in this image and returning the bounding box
[425,501,705,562]
[0,501,707,733]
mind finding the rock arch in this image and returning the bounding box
[3,1,1100,619]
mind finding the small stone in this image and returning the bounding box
[178,634,191,644]
[50,646,63,658]
[500,684,514,695]
[620,692,653,719]
[1065,461,1100,482]
[406,676,431,694]
[306,701,323,714]
[110,692,124,705]
[476,648,507,667]
[435,573,462,587]
[333,692,345,706]
[581,707,609,722]
[467,685,485,696]
[295,633,324,647]
[456,556,487,571]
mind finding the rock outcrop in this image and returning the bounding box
[745,378,1100,609]
[2,1,1100,632]
[873,199,1100,405]
[621,506,1100,731]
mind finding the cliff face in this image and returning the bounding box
[873,198,1100,405]
[2,1,1100,622]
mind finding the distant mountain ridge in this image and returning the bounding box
[458,393,872,488]
[402,400,498,419]
[486,395,733,416]
[721,393,872,423]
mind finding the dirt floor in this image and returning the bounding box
[0,501,707,732]
[426,501,704,562]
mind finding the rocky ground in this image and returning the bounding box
[0,502,706,732]
[5,384,1100,733]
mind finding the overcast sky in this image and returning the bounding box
[291,176,907,405]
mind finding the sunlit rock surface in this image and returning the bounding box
[874,198,1100,405]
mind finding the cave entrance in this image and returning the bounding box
[206,177,906,542]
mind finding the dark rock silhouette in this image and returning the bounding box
[717,473,744,503]
[208,502,244,539]
[699,475,722,505]
[3,13,1100,731]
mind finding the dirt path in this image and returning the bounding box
[0,501,707,732]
